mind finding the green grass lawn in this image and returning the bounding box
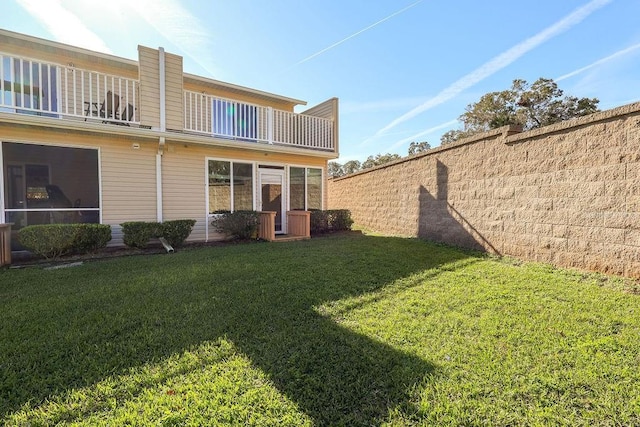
[1,233,639,426]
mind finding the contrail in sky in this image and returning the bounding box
[372,0,613,140]
[17,0,113,54]
[556,42,640,81]
[18,0,221,78]
[388,119,458,151]
[294,0,424,66]
[125,0,221,78]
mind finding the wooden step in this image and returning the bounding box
[272,235,310,242]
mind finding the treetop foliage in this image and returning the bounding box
[441,77,599,144]
[329,141,431,177]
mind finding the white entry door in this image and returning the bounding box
[259,169,286,234]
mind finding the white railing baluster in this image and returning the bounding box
[37,63,42,111]
[135,80,138,121]
[0,55,3,101]
[117,78,122,120]
[18,59,24,108]
[78,69,84,116]
[46,64,50,112]
[9,57,14,107]
[183,92,187,130]
[62,67,69,114]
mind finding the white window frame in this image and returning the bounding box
[287,165,324,211]
[205,157,256,240]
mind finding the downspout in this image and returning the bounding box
[156,138,164,223]
[156,47,166,224]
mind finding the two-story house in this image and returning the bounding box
[0,29,339,249]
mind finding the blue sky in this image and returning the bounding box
[2,0,639,162]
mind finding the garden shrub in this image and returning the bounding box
[310,209,353,235]
[71,224,112,253]
[328,209,354,231]
[121,220,196,249]
[160,219,196,247]
[310,210,329,234]
[211,211,259,240]
[121,221,160,249]
[18,223,112,259]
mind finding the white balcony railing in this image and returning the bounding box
[184,91,334,151]
[62,68,139,124]
[0,54,139,125]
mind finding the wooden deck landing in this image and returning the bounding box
[272,234,310,242]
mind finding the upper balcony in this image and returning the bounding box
[1,54,140,125]
[0,46,337,155]
[184,91,335,151]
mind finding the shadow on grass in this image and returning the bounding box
[0,233,475,425]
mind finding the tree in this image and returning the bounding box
[361,153,401,170]
[343,160,362,175]
[441,78,599,144]
[408,141,431,155]
[328,161,344,178]
[440,129,475,145]
[328,160,362,176]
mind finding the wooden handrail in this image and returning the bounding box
[258,211,276,241]
[0,223,13,266]
[286,211,310,238]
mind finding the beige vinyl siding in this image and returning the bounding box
[0,32,138,79]
[100,140,157,243]
[300,98,337,119]
[138,46,161,129]
[161,144,207,242]
[165,52,184,131]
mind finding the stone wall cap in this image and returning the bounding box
[506,101,640,144]
[333,125,520,181]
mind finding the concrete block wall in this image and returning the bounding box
[328,102,640,278]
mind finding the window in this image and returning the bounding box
[307,168,322,210]
[212,99,257,140]
[208,160,254,213]
[289,167,322,210]
[289,167,305,210]
[1,56,58,115]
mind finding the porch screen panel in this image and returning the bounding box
[2,142,100,246]
[307,168,322,210]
